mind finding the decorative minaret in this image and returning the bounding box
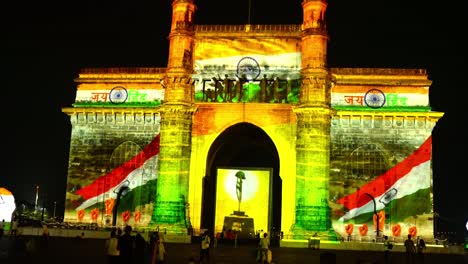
[151,0,197,233]
[291,0,336,240]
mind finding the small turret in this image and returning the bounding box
[165,0,197,103]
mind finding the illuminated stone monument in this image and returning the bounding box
[62,0,443,243]
[222,171,255,238]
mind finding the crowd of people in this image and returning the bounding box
[102,227,274,264]
[103,226,217,264]
[1,219,437,264]
[103,225,169,264]
[382,233,427,264]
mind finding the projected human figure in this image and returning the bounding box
[260,75,268,102]
[233,75,246,102]
[212,76,224,102]
[223,75,232,102]
[273,77,280,102]
[235,171,246,212]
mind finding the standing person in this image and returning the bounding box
[105,230,119,264]
[117,225,134,264]
[258,232,270,263]
[188,256,196,264]
[41,224,50,249]
[149,232,158,256]
[42,224,49,238]
[404,234,416,264]
[10,218,18,238]
[0,219,5,238]
[151,238,166,264]
[134,232,147,264]
[199,230,211,264]
[383,235,393,264]
[219,227,225,245]
[417,237,426,264]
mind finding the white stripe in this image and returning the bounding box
[76,155,159,211]
[338,160,430,222]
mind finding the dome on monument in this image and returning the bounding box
[0,187,16,222]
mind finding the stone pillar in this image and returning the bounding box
[151,104,195,232]
[290,0,336,240]
[291,104,335,239]
[151,0,197,233]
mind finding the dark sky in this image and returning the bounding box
[3,1,466,237]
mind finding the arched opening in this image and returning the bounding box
[201,122,281,241]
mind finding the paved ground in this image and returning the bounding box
[0,236,466,264]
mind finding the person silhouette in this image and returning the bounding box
[383,235,393,264]
[117,225,135,263]
[404,234,416,264]
[199,230,211,263]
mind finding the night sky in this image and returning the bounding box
[3,0,466,238]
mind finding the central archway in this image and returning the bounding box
[201,122,282,239]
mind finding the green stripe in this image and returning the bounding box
[344,187,432,224]
[117,179,157,211]
[90,179,157,214]
[73,101,162,107]
[333,106,431,112]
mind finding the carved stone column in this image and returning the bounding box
[151,0,197,234]
[151,104,196,233]
[290,0,337,240]
[291,103,335,239]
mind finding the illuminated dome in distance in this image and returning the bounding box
[0,187,16,222]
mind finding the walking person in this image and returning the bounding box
[383,235,393,264]
[417,237,426,264]
[404,234,416,264]
[199,230,211,264]
[105,230,119,264]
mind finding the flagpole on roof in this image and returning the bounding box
[248,0,251,25]
[35,185,39,213]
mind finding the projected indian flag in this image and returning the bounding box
[331,136,434,239]
[65,134,160,226]
[331,85,430,109]
[215,168,271,238]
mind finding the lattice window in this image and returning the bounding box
[109,141,142,169]
[345,144,389,180]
